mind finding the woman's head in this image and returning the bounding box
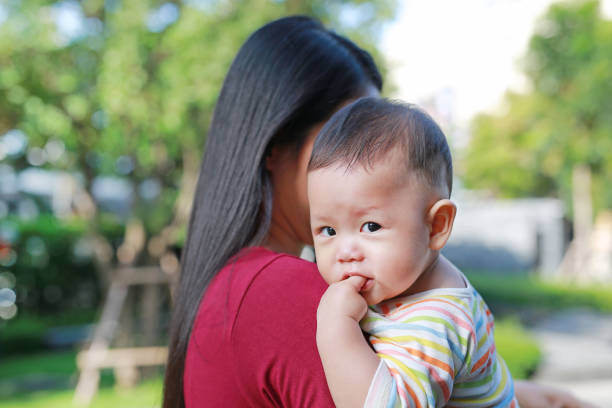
[164,16,382,408]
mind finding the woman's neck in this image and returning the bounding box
[263,224,304,257]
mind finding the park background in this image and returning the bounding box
[0,0,611,406]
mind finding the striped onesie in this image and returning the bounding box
[361,283,518,408]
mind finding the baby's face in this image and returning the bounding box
[308,155,436,305]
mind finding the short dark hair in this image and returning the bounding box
[308,97,453,196]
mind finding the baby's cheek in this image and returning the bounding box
[316,255,334,284]
[322,264,336,284]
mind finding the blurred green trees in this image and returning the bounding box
[1,0,396,231]
[0,0,397,318]
[464,0,612,216]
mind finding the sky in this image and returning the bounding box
[381,0,612,126]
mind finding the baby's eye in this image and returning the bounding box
[361,222,381,233]
[321,226,336,237]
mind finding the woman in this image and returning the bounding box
[163,16,592,408]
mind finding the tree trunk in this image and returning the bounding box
[572,164,593,279]
[172,148,199,229]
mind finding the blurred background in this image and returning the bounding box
[0,0,611,406]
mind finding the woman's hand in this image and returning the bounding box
[515,380,599,408]
[317,275,368,324]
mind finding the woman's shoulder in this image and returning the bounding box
[193,246,326,332]
[188,246,333,406]
[233,246,327,308]
[228,246,324,291]
[233,246,318,274]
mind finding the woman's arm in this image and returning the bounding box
[515,380,598,408]
[316,276,380,408]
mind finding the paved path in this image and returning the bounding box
[528,309,612,407]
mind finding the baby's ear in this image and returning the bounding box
[426,199,456,251]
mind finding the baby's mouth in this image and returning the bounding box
[360,278,374,292]
[342,273,373,292]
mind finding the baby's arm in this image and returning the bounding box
[316,276,380,408]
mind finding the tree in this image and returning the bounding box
[464,0,612,216]
[0,0,398,264]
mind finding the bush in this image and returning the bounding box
[494,317,541,379]
[0,310,97,355]
[1,215,101,317]
[466,271,612,314]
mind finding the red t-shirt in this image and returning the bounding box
[184,246,334,407]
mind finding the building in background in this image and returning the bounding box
[443,190,566,275]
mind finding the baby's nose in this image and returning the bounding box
[336,240,364,263]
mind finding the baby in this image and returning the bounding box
[308,98,518,407]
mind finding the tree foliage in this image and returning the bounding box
[0,0,397,243]
[464,0,612,215]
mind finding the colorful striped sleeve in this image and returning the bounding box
[364,360,402,408]
[361,290,518,408]
[361,294,474,408]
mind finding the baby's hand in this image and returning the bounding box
[317,276,368,323]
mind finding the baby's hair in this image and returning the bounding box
[308,97,453,196]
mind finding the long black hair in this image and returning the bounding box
[163,16,382,408]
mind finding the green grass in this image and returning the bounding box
[0,350,162,408]
[466,271,612,313]
[0,377,163,408]
[494,317,541,379]
[0,350,77,380]
[0,349,114,399]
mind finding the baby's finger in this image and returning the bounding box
[342,275,366,290]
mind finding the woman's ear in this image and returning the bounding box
[265,146,280,172]
[427,199,457,251]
